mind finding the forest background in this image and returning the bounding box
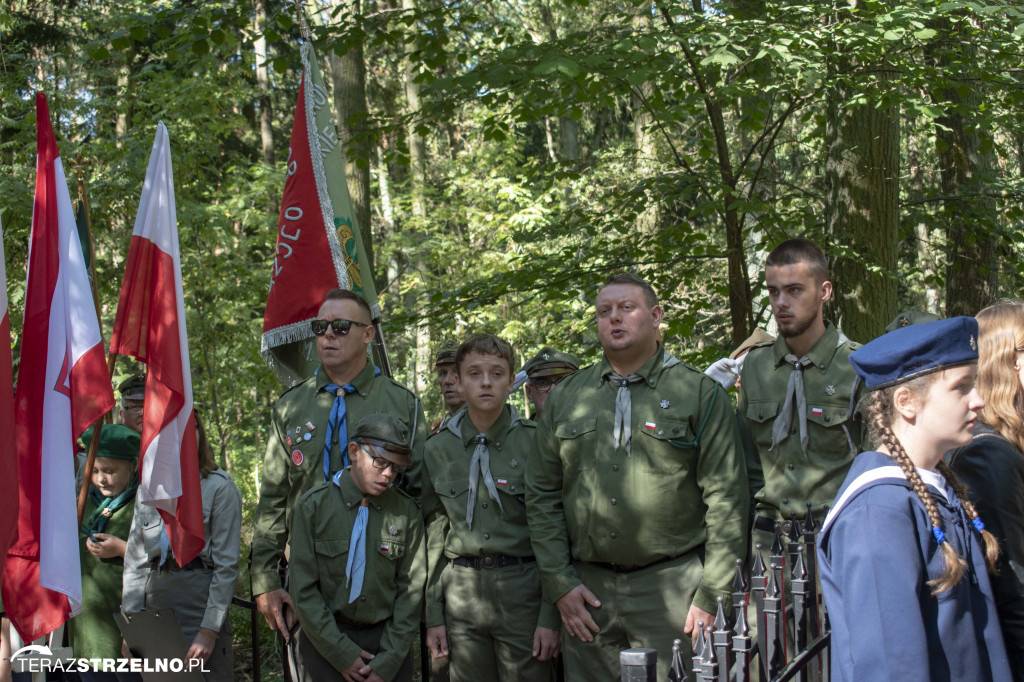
[2,0,1023,676]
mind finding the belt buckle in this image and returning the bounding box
[482,555,496,569]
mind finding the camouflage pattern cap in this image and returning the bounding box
[522,346,581,378]
[435,340,460,367]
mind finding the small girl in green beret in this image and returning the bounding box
[69,424,142,682]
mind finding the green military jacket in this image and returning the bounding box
[251,360,428,596]
[737,321,864,520]
[69,490,135,659]
[290,471,426,681]
[527,344,750,614]
[421,404,559,629]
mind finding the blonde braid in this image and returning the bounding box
[865,390,967,594]
[936,460,1001,573]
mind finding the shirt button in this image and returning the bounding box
[758,411,764,419]
[510,484,516,491]
[450,488,456,494]
[572,428,577,435]
[482,502,488,509]
[360,596,367,602]
[657,429,664,435]
[496,441,501,447]
[610,532,618,539]
[790,428,796,434]
[788,464,795,471]
[819,364,826,370]
[782,498,789,504]
[611,498,617,505]
[612,465,619,471]
[840,411,847,417]
[824,416,831,423]
[484,533,490,540]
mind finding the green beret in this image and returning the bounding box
[81,423,140,461]
[117,374,146,401]
[352,413,412,467]
[884,310,942,334]
[435,340,460,367]
[522,347,581,378]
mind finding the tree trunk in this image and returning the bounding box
[328,0,375,278]
[255,0,274,167]
[929,19,999,317]
[907,133,940,313]
[825,49,899,342]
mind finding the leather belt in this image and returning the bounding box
[590,554,677,574]
[753,515,797,537]
[150,557,208,572]
[451,555,536,570]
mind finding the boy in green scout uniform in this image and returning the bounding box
[737,239,864,553]
[527,273,749,681]
[522,347,580,418]
[69,424,141,679]
[251,289,428,657]
[422,334,560,681]
[290,414,426,682]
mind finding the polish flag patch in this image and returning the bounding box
[379,542,390,553]
[497,479,508,487]
[811,408,823,416]
[644,422,656,430]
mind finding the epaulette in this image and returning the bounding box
[277,373,318,401]
[380,375,418,399]
[298,479,333,505]
[519,417,537,428]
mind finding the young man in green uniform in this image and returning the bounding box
[522,347,580,418]
[290,414,426,682]
[431,339,465,434]
[422,334,560,681]
[527,273,749,681]
[251,289,428,660]
[737,239,864,555]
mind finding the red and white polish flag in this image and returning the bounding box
[0,212,18,587]
[2,93,114,641]
[109,121,204,565]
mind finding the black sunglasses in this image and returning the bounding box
[311,318,370,336]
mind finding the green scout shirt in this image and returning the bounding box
[251,360,428,596]
[290,471,426,681]
[737,321,864,520]
[69,491,135,659]
[527,344,750,615]
[421,404,560,629]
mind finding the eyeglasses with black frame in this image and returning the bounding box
[358,443,410,474]
[527,376,563,393]
[311,318,370,337]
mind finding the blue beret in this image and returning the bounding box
[850,316,978,390]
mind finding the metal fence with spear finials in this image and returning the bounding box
[620,506,831,682]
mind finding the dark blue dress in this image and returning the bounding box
[818,450,1011,681]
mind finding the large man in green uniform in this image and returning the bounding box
[527,273,749,681]
[738,238,864,552]
[251,289,428,649]
[290,414,426,682]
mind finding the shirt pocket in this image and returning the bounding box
[141,514,164,557]
[554,418,598,472]
[435,478,471,519]
[313,537,349,583]
[494,475,527,521]
[638,418,692,474]
[376,537,406,561]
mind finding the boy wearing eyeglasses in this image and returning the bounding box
[522,347,580,418]
[421,334,560,682]
[251,288,428,675]
[289,413,426,682]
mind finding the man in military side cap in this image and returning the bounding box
[290,413,426,682]
[522,347,580,418]
[118,374,146,434]
[433,339,465,433]
[884,310,941,334]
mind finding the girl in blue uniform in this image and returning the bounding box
[818,317,1011,681]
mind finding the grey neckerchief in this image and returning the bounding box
[771,331,850,455]
[447,406,523,529]
[606,351,681,456]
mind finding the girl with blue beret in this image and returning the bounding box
[818,317,1011,681]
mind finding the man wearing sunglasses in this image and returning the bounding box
[522,347,580,418]
[289,413,426,682]
[252,288,428,675]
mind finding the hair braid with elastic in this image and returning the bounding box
[865,389,967,593]
[936,460,1001,573]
